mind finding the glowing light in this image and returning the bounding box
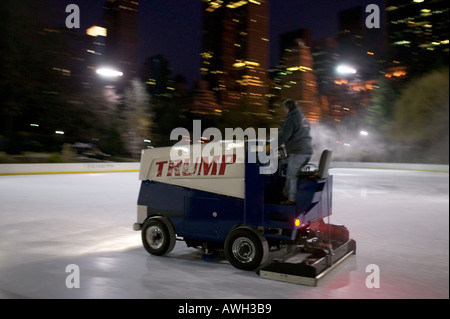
[295,219,301,227]
[96,67,123,78]
[360,131,369,136]
[245,61,260,67]
[226,0,248,9]
[386,6,398,11]
[286,66,313,72]
[334,79,349,85]
[337,65,357,74]
[86,26,107,37]
[233,61,261,69]
[55,131,65,135]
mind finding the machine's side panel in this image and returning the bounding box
[137,181,186,236]
[138,180,245,242]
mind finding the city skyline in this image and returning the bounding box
[1,0,448,163]
[43,0,386,85]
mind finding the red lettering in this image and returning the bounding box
[219,154,236,175]
[155,161,167,177]
[167,160,182,176]
[156,155,236,178]
[198,156,220,176]
[182,159,196,176]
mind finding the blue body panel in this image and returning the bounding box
[138,141,332,243]
[138,180,244,242]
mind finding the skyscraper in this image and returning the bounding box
[104,0,139,79]
[338,6,384,81]
[386,0,449,75]
[201,0,270,112]
[278,29,323,124]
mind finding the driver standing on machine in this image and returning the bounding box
[278,99,313,205]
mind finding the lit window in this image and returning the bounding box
[226,1,248,9]
[86,26,107,37]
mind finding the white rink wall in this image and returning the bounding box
[0,162,447,175]
[0,162,140,175]
[330,162,448,172]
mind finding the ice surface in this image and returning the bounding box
[0,168,448,299]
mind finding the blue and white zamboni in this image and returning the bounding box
[133,140,356,286]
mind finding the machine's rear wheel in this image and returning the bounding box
[224,227,268,271]
[142,218,175,256]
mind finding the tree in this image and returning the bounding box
[389,67,449,163]
[366,76,398,134]
[119,79,153,158]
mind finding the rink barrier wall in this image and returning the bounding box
[330,162,449,173]
[0,162,140,175]
[0,162,448,176]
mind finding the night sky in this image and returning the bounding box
[42,0,385,85]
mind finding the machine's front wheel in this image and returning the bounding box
[224,227,268,271]
[142,218,175,256]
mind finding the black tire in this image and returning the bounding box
[224,227,268,271]
[142,218,175,256]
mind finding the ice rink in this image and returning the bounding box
[0,168,448,299]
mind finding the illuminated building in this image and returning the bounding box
[201,0,270,112]
[309,6,384,124]
[277,29,323,124]
[141,54,174,98]
[190,80,222,117]
[386,0,449,75]
[104,0,139,79]
[86,26,108,82]
[312,35,340,97]
[338,6,384,81]
[41,27,107,90]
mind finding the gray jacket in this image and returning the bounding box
[278,107,313,155]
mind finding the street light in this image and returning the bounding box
[336,64,357,75]
[360,130,369,136]
[96,67,123,78]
